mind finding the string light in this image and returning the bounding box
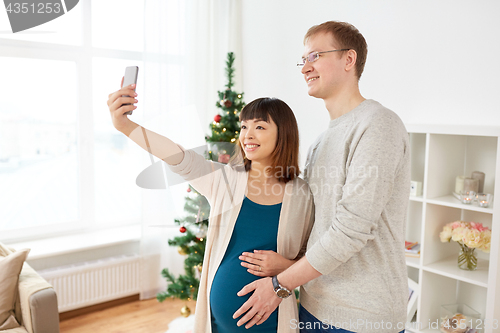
[238,94,242,98]
[231,138,236,142]
[223,128,226,132]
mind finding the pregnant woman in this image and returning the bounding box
[107,83,314,333]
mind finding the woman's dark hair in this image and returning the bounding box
[230,97,300,183]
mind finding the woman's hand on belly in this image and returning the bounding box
[239,250,296,277]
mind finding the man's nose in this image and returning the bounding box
[301,62,312,75]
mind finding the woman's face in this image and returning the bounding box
[239,116,278,166]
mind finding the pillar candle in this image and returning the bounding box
[455,176,465,193]
[464,177,479,193]
[471,171,485,193]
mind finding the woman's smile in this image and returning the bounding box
[244,143,260,152]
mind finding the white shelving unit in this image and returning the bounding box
[405,125,500,333]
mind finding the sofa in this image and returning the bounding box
[0,243,60,333]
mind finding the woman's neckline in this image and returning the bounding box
[244,196,282,207]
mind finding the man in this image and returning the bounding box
[233,21,409,333]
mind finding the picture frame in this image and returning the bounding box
[407,277,419,322]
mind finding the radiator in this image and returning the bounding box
[38,254,141,312]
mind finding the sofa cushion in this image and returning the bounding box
[0,248,30,330]
[0,243,14,256]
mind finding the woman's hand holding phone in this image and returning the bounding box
[106,78,138,134]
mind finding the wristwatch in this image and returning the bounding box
[272,275,292,299]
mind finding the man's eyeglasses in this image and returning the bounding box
[297,49,350,67]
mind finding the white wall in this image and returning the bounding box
[240,0,500,168]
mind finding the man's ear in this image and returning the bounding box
[345,49,357,72]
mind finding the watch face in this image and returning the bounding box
[277,289,290,298]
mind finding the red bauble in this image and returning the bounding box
[187,187,191,192]
[223,99,233,108]
[218,154,230,164]
[179,226,187,233]
[214,114,222,123]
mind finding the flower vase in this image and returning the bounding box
[457,242,477,271]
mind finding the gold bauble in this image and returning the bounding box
[181,305,191,317]
[196,264,203,273]
[177,246,187,255]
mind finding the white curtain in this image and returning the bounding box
[139,0,242,300]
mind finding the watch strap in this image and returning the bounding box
[272,275,280,291]
[272,275,292,298]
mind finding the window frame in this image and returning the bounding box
[0,1,150,243]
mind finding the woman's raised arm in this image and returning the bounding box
[107,80,184,165]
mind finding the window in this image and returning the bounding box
[0,0,185,242]
[0,58,79,235]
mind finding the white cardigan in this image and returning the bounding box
[169,148,315,333]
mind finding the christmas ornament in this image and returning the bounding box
[177,246,187,255]
[187,187,191,193]
[179,226,187,233]
[218,154,230,164]
[180,305,191,317]
[214,114,222,123]
[223,99,233,108]
[196,264,203,273]
[195,224,208,238]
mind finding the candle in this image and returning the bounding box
[460,191,475,205]
[471,171,485,193]
[477,193,491,208]
[464,178,479,193]
[455,176,465,193]
[462,197,472,204]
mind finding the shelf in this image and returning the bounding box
[406,256,421,268]
[406,126,498,333]
[426,195,494,214]
[409,195,424,202]
[423,255,489,288]
[404,327,441,333]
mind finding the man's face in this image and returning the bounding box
[301,32,346,101]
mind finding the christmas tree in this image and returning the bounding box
[206,52,246,163]
[157,53,245,309]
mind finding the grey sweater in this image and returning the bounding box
[301,99,410,332]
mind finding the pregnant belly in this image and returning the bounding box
[210,254,278,332]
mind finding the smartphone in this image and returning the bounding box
[122,66,139,115]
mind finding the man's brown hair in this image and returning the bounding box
[304,21,368,80]
[230,97,300,183]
